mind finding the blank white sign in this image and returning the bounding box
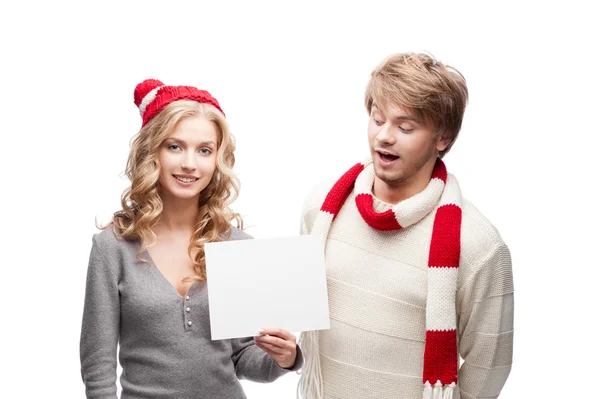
[205,235,330,340]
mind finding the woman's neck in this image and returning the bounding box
[155,195,199,236]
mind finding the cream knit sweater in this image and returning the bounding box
[300,179,513,399]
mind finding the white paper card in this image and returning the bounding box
[205,235,330,340]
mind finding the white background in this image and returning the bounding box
[1,1,598,398]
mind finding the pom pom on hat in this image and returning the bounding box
[134,79,164,108]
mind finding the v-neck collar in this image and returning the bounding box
[142,248,197,299]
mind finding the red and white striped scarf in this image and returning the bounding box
[298,158,462,399]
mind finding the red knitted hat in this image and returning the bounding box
[133,79,225,126]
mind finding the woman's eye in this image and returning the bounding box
[199,148,212,155]
[168,144,181,150]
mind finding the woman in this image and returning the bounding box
[80,79,302,398]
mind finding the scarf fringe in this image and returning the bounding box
[297,330,323,399]
[423,381,456,399]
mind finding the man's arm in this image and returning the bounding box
[457,244,514,398]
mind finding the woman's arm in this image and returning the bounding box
[231,329,303,383]
[80,234,120,399]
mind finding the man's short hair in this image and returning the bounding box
[365,53,469,158]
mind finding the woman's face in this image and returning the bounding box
[157,115,219,202]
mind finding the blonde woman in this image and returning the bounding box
[80,79,302,399]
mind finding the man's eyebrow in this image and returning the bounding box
[394,115,421,123]
[372,104,423,123]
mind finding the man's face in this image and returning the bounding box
[368,103,448,194]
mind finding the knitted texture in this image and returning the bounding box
[299,158,463,399]
[133,79,225,126]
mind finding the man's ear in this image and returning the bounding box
[436,133,451,153]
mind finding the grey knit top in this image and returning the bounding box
[80,226,302,398]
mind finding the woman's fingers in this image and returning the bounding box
[259,328,295,341]
[254,330,298,369]
[255,334,290,349]
[254,339,285,355]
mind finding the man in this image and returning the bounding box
[297,53,513,399]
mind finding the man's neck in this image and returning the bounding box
[373,160,437,205]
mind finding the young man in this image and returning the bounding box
[297,53,513,399]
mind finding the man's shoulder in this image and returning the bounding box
[298,178,337,234]
[302,178,337,216]
[460,198,508,259]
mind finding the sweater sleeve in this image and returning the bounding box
[456,244,514,399]
[80,234,120,399]
[231,337,303,382]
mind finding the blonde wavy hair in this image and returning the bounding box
[365,52,469,158]
[103,100,243,282]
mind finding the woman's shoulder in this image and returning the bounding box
[92,225,134,253]
[93,225,117,245]
[226,226,253,241]
[86,226,134,278]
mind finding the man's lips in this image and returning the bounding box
[376,150,399,162]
